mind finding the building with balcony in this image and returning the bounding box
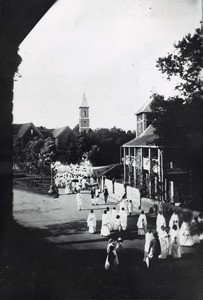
[122,101,191,204]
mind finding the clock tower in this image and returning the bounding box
[79,93,90,133]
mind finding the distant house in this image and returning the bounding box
[13,122,44,148]
[52,126,73,151]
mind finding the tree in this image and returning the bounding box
[156,28,203,97]
[151,28,203,208]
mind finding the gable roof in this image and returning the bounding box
[79,92,89,108]
[13,123,43,140]
[122,124,159,147]
[135,99,152,115]
[52,126,73,138]
[72,123,79,133]
[13,124,22,136]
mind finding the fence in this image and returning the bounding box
[103,178,160,212]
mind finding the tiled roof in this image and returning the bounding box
[13,123,43,139]
[52,126,73,138]
[135,99,152,115]
[122,124,159,147]
[72,124,79,133]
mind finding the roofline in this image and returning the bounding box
[52,126,73,138]
[17,122,44,139]
[122,145,160,148]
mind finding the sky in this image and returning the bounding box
[13,0,202,131]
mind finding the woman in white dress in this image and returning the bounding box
[128,200,133,216]
[65,180,71,195]
[111,207,118,229]
[179,221,194,246]
[76,190,83,211]
[101,210,110,236]
[169,224,183,258]
[106,207,112,231]
[158,226,169,259]
[143,228,154,262]
[87,209,96,233]
[169,211,179,230]
[113,215,122,232]
[119,207,128,231]
[156,211,166,234]
[137,210,147,236]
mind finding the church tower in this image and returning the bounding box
[79,93,90,133]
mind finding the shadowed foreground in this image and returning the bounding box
[1,222,203,300]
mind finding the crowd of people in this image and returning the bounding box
[75,185,203,271]
[143,210,203,269]
[52,161,94,193]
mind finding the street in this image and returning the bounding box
[8,189,203,299]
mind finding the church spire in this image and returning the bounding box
[79,93,90,132]
[80,92,89,108]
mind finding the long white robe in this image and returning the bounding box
[111,209,118,229]
[119,210,127,230]
[137,214,147,235]
[113,218,121,231]
[106,210,112,231]
[119,199,128,212]
[169,228,182,258]
[179,221,194,246]
[128,202,133,214]
[169,213,179,230]
[76,193,82,210]
[144,232,154,253]
[101,213,110,236]
[156,213,166,233]
[87,212,96,233]
[159,229,169,259]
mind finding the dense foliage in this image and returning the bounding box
[57,127,135,166]
[151,28,203,207]
[14,127,135,175]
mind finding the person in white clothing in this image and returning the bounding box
[119,207,128,231]
[111,207,118,229]
[169,224,183,258]
[143,228,154,262]
[106,207,112,231]
[113,215,122,232]
[87,209,96,233]
[190,217,200,244]
[65,180,71,194]
[76,190,83,211]
[179,221,194,246]
[101,210,110,236]
[128,200,133,216]
[156,211,166,234]
[169,211,179,230]
[95,186,100,205]
[137,210,147,237]
[158,226,169,259]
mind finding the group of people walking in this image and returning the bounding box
[76,187,203,271]
[141,209,203,268]
[86,205,129,236]
[90,185,109,205]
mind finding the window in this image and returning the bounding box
[83,111,86,116]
